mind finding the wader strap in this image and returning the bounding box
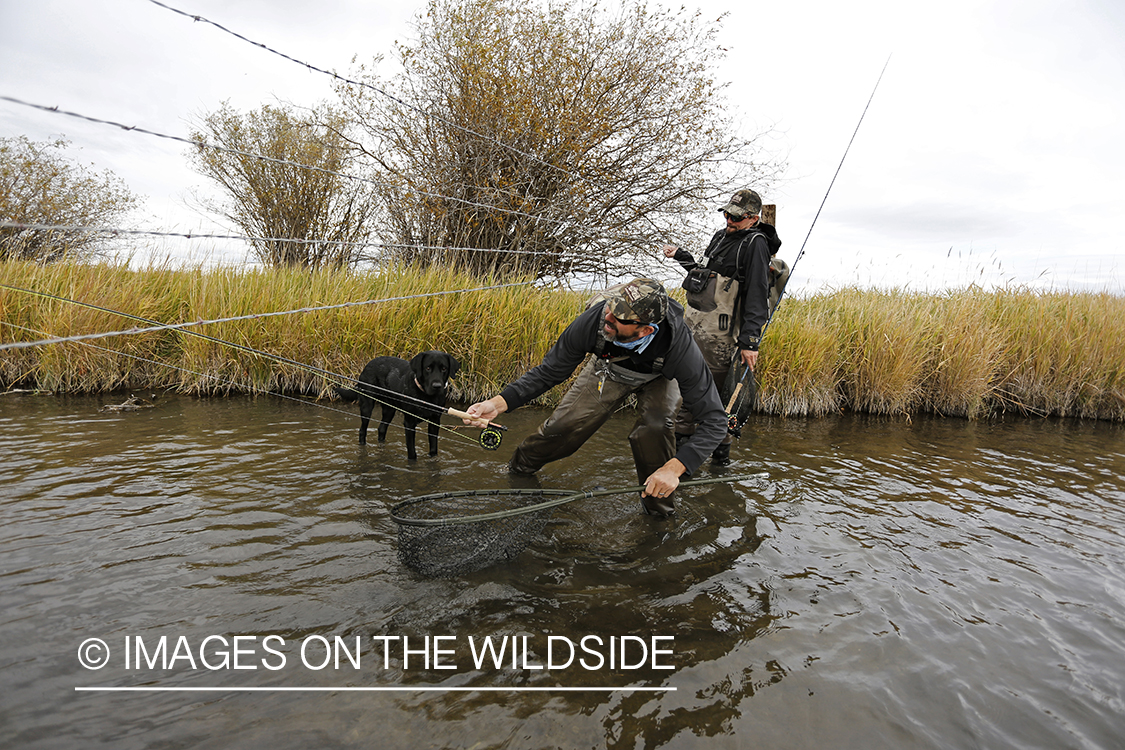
[591,337,664,382]
[594,357,663,388]
[706,230,763,281]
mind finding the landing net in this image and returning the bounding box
[390,473,768,577]
[391,488,580,577]
[720,358,758,437]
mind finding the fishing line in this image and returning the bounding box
[5,321,491,467]
[0,284,506,450]
[0,280,532,351]
[4,320,364,420]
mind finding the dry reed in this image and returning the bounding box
[2,261,1122,421]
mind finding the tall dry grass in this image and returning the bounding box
[0,259,583,403]
[2,260,1122,420]
[759,286,1124,421]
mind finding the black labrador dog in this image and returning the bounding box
[337,351,460,460]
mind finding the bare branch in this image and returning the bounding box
[335,0,784,283]
[187,102,379,270]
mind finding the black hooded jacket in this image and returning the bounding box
[498,300,727,475]
[672,222,782,348]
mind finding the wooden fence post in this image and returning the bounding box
[762,204,776,227]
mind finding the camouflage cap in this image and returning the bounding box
[719,189,763,219]
[602,278,669,325]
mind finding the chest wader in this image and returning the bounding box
[589,348,677,516]
[683,271,742,369]
[675,271,742,445]
[509,307,679,516]
[591,350,664,389]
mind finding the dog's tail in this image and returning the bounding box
[335,385,361,402]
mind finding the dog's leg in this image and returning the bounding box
[427,416,440,457]
[377,405,396,444]
[403,414,419,461]
[358,397,374,445]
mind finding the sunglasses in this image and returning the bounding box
[723,211,745,222]
[609,311,643,326]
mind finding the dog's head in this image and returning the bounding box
[411,351,460,396]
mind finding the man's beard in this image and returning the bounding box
[600,324,642,344]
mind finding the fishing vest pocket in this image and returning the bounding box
[683,268,719,311]
[683,273,742,362]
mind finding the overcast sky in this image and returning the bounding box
[2,0,1123,295]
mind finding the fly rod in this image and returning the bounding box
[724,55,891,434]
[766,54,892,329]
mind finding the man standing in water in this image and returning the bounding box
[462,278,727,516]
[662,188,783,465]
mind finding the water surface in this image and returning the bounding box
[1,393,1123,748]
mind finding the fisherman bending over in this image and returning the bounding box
[463,278,726,517]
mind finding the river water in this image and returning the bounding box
[2,392,1123,749]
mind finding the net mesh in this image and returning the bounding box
[720,357,758,436]
[391,489,579,577]
[389,474,768,577]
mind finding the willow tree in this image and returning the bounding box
[188,102,378,270]
[0,136,139,262]
[335,0,779,282]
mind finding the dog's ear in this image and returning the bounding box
[410,352,428,380]
[445,353,460,378]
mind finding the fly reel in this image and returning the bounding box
[720,358,758,437]
[479,426,504,450]
[446,407,507,451]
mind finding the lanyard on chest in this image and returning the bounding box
[592,337,665,394]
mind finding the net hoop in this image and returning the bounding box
[391,488,582,527]
[390,473,769,528]
[389,473,768,577]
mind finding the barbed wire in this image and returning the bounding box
[147,0,581,183]
[0,5,679,274]
[0,94,572,232]
[0,279,535,352]
[2,320,487,449]
[0,221,565,258]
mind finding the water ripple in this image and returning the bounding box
[1,397,1123,748]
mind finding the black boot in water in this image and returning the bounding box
[711,443,732,466]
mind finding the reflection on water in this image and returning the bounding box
[1,393,1123,749]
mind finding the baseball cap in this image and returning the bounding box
[602,278,668,325]
[719,189,763,219]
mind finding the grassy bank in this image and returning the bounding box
[2,260,1123,421]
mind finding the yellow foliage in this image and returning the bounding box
[2,261,1122,421]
